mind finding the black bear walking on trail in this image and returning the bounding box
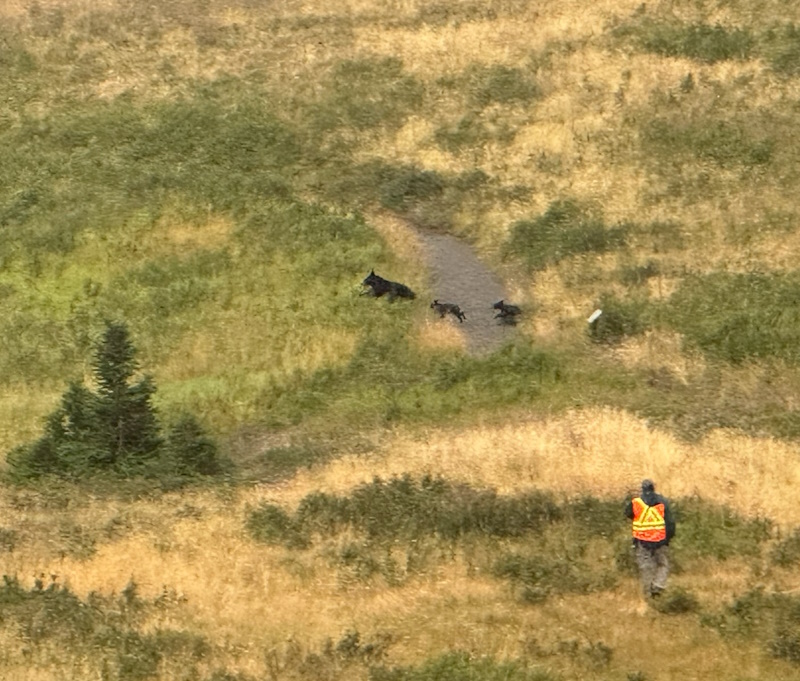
[492,300,522,324]
[431,300,466,323]
[361,270,416,301]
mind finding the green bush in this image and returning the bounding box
[246,503,307,548]
[503,199,628,271]
[709,587,800,664]
[0,576,208,680]
[587,294,650,345]
[672,497,771,561]
[246,476,563,547]
[492,550,617,601]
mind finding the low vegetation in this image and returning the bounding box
[4,0,800,679]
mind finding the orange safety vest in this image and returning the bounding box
[631,497,667,542]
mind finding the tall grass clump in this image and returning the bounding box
[247,475,562,546]
[503,200,628,271]
[666,272,800,364]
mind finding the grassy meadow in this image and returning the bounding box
[4,0,800,678]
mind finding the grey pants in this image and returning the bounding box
[635,543,669,597]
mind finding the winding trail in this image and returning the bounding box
[417,230,517,355]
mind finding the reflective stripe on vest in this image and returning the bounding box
[631,497,667,542]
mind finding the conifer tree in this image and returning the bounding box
[8,320,224,482]
[91,322,162,469]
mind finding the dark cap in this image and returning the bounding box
[641,479,655,492]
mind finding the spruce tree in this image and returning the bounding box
[8,320,224,482]
[91,322,162,470]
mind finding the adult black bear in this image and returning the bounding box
[361,270,416,301]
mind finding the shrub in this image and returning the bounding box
[245,503,306,547]
[0,576,209,680]
[587,294,649,345]
[503,199,628,271]
[710,587,800,663]
[246,476,563,547]
[492,551,616,600]
[672,497,772,561]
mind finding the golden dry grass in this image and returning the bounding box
[255,408,800,527]
[5,405,800,679]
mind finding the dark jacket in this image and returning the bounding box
[624,489,676,549]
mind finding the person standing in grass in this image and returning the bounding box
[625,479,676,600]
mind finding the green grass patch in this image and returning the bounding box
[641,118,774,169]
[434,112,517,153]
[503,199,628,271]
[619,20,755,63]
[309,56,424,133]
[666,271,800,364]
[760,24,800,76]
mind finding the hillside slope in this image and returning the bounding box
[3,1,800,679]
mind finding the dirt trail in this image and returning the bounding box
[417,230,517,355]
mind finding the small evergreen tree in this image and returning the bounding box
[7,321,224,482]
[91,322,162,469]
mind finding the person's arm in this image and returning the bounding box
[624,499,634,519]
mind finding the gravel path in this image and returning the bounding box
[418,230,517,355]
